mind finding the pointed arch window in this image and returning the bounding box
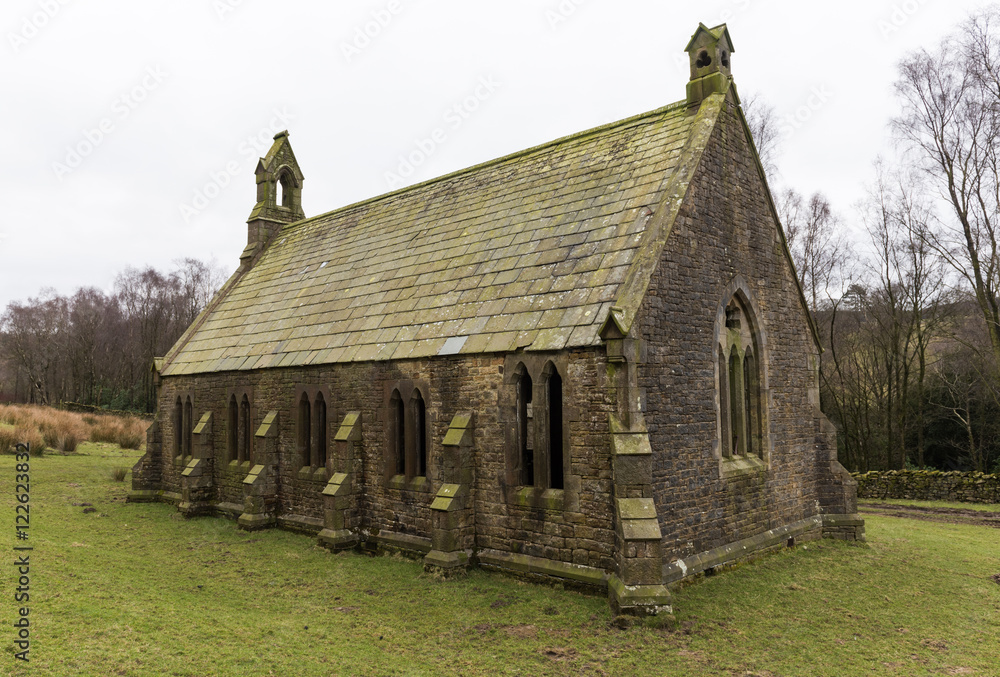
[385,382,429,483]
[298,393,311,467]
[718,295,766,462]
[744,350,762,457]
[173,397,184,459]
[516,366,534,486]
[313,393,328,468]
[227,395,239,462]
[183,396,193,459]
[390,389,405,476]
[546,368,564,490]
[295,388,329,471]
[239,394,251,463]
[411,389,427,478]
[278,170,293,208]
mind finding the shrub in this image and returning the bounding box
[117,417,147,450]
[9,427,45,456]
[88,418,121,445]
[0,405,148,452]
[0,427,17,454]
[111,467,129,482]
[41,424,61,450]
[0,405,31,428]
[58,432,80,452]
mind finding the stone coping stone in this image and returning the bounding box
[374,530,433,554]
[662,515,824,584]
[478,548,608,589]
[277,514,324,535]
[213,501,244,518]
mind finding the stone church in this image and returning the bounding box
[130,24,863,617]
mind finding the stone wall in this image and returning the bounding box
[139,347,618,573]
[853,470,1000,504]
[636,97,859,563]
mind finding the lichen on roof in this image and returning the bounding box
[162,96,719,376]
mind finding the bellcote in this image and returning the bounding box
[685,23,736,106]
[243,130,305,264]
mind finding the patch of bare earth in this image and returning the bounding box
[859,503,1000,528]
[504,625,537,639]
[540,647,578,662]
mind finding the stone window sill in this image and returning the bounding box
[721,453,767,478]
[510,486,564,512]
[228,459,252,474]
[388,474,432,493]
[297,466,329,483]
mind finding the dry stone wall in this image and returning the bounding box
[854,470,1000,504]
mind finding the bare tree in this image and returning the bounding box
[779,189,852,313]
[173,257,226,327]
[742,93,782,185]
[0,290,69,405]
[894,8,1000,372]
[0,258,226,412]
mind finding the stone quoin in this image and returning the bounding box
[129,22,864,619]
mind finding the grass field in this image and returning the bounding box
[1,447,998,676]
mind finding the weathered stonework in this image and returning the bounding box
[128,22,862,618]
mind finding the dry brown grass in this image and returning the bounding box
[0,404,149,453]
[0,426,18,454]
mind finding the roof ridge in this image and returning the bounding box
[280,98,691,234]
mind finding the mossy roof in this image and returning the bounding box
[162,96,717,376]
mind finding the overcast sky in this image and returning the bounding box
[0,0,993,310]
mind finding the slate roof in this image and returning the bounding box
[162,95,724,376]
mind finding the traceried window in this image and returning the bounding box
[718,296,764,460]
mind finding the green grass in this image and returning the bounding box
[1,449,999,676]
[860,498,1000,513]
